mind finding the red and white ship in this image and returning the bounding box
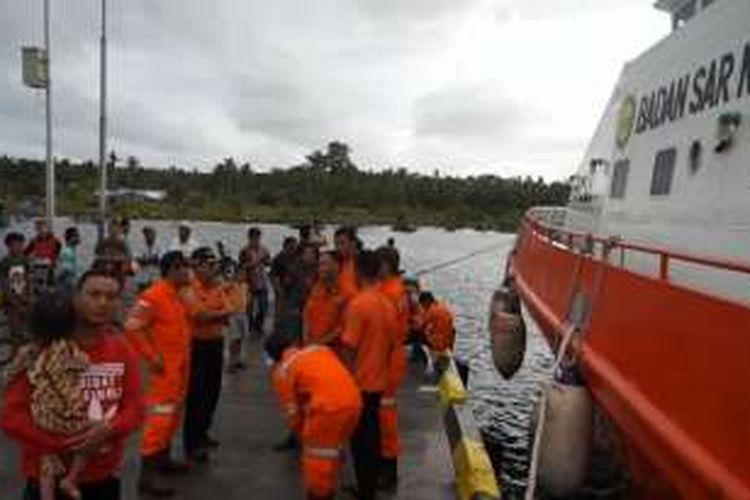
[508,1,750,497]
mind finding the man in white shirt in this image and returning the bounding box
[169,223,201,258]
[238,227,271,336]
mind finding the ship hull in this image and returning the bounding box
[513,214,750,499]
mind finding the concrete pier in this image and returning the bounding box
[1,339,456,499]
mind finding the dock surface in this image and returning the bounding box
[1,338,456,499]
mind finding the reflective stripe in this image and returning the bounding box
[381,397,397,408]
[135,298,153,310]
[285,404,299,416]
[304,446,341,460]
[279,345,325,377]
[148,403,176,416]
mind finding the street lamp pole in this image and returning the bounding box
[43,0,54,225]
[98,0,108,241]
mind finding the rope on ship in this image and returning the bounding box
[414,241,509,277]
[524,323,578,500]
[523,239,615,500]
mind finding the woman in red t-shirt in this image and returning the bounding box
[1,270,143,500]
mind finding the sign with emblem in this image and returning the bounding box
[616,95,636,149]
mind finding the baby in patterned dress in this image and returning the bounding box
[6,292,90,500]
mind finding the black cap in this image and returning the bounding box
[264,332,295,362]
[191,246,217,264]
[160,251,187,276]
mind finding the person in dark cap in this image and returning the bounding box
[180,246,232,464]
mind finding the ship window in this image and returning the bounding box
[650,148,677,196]
[689,140,702,175]
[610,160,629,199]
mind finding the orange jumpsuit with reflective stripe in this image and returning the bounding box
[424,301,455,352]
[272,345,362,497]
[377,277,409,459]
[303,282,345,346]
[124,279,191,457]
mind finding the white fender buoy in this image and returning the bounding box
[536,380,593,497]
[489,287,526,379]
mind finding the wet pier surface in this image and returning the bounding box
[1,338,456,499]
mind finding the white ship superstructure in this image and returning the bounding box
[563,0,750,302]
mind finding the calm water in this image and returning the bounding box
[2,218,554,498]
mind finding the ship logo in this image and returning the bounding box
[616,95,636,149]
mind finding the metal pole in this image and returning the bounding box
[97,0,108,241]
[44,0,54,225]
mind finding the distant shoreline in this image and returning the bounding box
[1,150,567,234]
[56,204,522,233]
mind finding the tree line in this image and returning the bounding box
[0,141,570,232]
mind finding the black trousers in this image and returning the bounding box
[184,338,224,456]
[350,392,382,500]
[24,477,120,500]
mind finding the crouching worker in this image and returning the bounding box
[265,333,362,500]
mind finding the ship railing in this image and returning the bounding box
[523,209,750,285]
[526,206,568,228]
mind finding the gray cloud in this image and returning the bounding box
[0,0,666,179]
[355,0,480,29]
[414,85,525,142]
[497,0,643,21]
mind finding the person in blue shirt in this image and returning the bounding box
[56,227,81,291]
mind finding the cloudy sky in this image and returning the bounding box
[0,0,668,180]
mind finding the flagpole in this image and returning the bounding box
[44,0,54,225]
[98,0,108,242]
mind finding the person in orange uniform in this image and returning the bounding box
[375,246,409,491]
[419,291,456,353]
[303,251,346,347]
[340,250,398,500]
[124,251,192,497]
[265,333,362,500]
[181,247,233,463]
[334,226,359,301]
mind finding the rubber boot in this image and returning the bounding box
[378,458,399,493]
[203,433,221,449]
[155,448,192,475]
[273,432,299,452]
[138,455,175,497]
[307,493,334,500]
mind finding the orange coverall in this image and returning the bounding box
[303,282,345,346]
[337,257,359,302]
[424,301,455,352]
[377,277,409,460]
[124,279,191,457]
[272,345,362,498]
